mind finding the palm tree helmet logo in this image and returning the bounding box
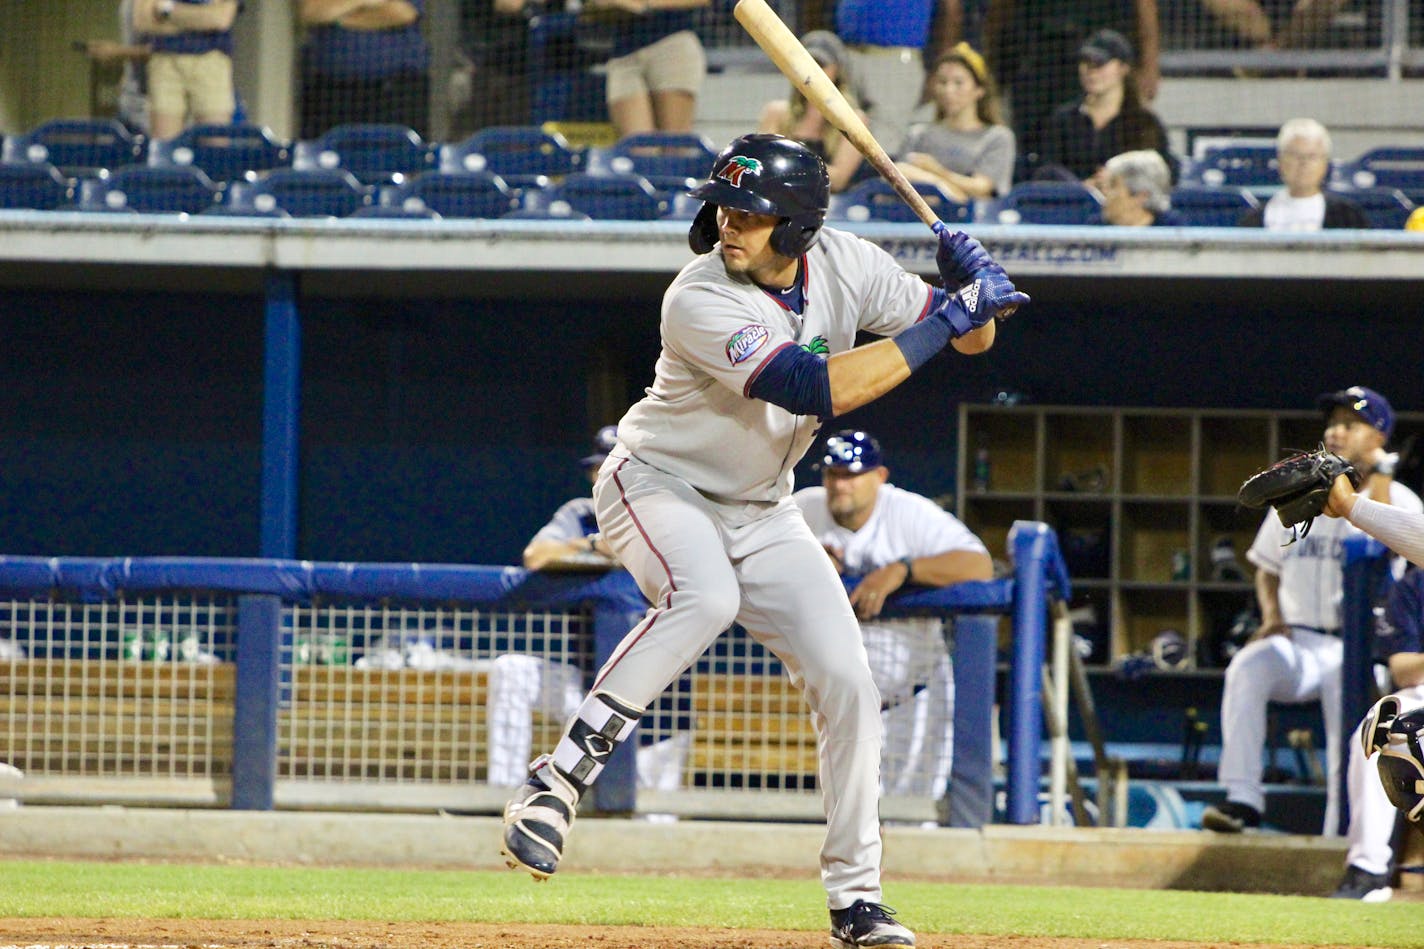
[717,155,763,188]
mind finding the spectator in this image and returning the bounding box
[982,0,1160,177]
[582,0,711,138]
[1200,0,1352,49]
[759,30,869,193]
[1034,28,1174,184]
[1333,568,1424,901]
[449,0,535,135]
[298,0,430,140]
[1201,386,1422,837]
[895,41,1015,203]
[84,1,152,136]
[793,430,992,809]
[835,0,961,155]
[130,0,240,140]
[487,424,688,792]
[1092,148,1180,225]
[1238,118,1369,230]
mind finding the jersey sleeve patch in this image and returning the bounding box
[725,324,770,365]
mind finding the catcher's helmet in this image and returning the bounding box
[580,424,618,469]
[688,133,830,258]
[816,430,884,473]
[1362,696,1424,823]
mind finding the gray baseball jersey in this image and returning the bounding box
[616,226,934,502]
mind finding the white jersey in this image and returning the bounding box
[793,482,987,575]
[615,227,935,502]
[1247,480,1422,630]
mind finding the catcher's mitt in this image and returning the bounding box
[1237,446,1362,542]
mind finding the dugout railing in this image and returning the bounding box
[0,522,1071,827]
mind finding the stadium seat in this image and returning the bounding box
[595,132,717,181]
[383,171,519,219]
[222,167,370,217]
[148,122,291,185]
[293,123,436,186]
[77,165,222,215]
[1168,186,1259,227]
[1335,187,1415,230]
[0,161,73,209]
[533,172,666,220]
[1339,146,1424,192]
[441,126,583,189]
[831,178,973,225]
[992,181,1102,225]
[1,118,145,179]
[1184,144,1279,188]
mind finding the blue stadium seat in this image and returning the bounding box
[293,123,436,186]
[77,165,222,214]
[0,161,74,209]
[383,171,519,219]
[597,132,717,182]
[1168,186,1259,227]
[222,167,370,217]
[831,178,972,225]
[148,122,291,185]
[1184,144,1279,188]
[1339,146,1424,192]
[1335,187,1415,229]
[992,181,1102,225]
[533,172,666,220]
[1,118,145,179]
[441,126,583,190]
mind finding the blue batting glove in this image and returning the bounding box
[941,267,1030,337]
[933,220,999,289]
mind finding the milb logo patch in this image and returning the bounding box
[725,324,770,365]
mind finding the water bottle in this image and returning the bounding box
[972,447,991,492]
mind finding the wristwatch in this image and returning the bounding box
[156,0,176,21]
[1373,452,1400,477]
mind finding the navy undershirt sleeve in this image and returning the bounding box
[747,345,834,420]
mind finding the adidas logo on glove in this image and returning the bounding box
[958,279,982,314]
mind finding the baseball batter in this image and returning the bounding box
[501,132,1028,949]
[1336,568,1424,900]
[1204,387,1422,837]
[794,430,992,803]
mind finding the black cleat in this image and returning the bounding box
[1200,800,1261,833]
[1330,864,1392,902]
[829,900,915,947]
[500,771,575,881]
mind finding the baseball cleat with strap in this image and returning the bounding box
[501,756,577,881]
[829,900,915,947]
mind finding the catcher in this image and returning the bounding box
[1202,387,1423,842]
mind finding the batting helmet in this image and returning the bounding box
[816,430,884,473]
[1362,696,1424,823]
[688,133,830,258]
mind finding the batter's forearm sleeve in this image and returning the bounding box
[747,344,834,420]
[894,286,974,371]
[1349,497,1424,569]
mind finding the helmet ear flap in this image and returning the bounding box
[770,216,822,258]
[689,203,719,254]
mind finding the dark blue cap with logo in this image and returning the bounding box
[1318,385,1394,439]
[580,425,619,468]
[818,430,884,472]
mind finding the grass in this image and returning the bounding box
[0,860,1421,947]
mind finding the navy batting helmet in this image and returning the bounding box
[688,133,830,258]
[1362,696,1424,823]
[816,430,885,473]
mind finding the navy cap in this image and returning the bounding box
[1318,386,1394,439]
[817,430,884,472]
[580,424,619,468]
[1080,28,1135,66]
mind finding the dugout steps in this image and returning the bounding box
[0,805,1354,896]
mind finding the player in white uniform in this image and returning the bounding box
[1203,387,1422,837]
[794,430,992,806]
[500,133,1028,949]
[1333,568,1424,900]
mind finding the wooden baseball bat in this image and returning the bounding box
[733,0,940,231]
